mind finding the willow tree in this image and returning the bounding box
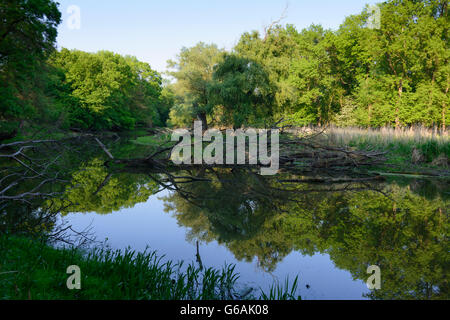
[208,54,274,128]
[234,25,301,119]
[167,42,224,129]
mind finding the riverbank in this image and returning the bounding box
[129,126,450,177]
[0,235,299,300]
[317,126,449,177]
[3,124,449,178]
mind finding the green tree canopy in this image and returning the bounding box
[208,54,274,128]
[167,42,224,128]
[50,49,163,130]
[0,0,61,135]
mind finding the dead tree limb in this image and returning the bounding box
[95,138,114,160]
[264,3,289,40]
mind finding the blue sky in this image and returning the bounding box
[56,0,378,72]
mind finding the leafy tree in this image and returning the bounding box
[167,42,224,129]
[0,0,60,64]
[208,54,274,128]
[229,0,449,129]
[235,24,343,126]
[235,25,300,119]
[346,0,449,128]
[286,25,343,125]
[51,49,162,130]
[154,85,175,127]
[0,0,61,137]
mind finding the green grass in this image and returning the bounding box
[0,235,300,300]
[259,276,301,300]
[130,133,171,146]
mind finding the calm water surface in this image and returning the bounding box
[65,190,371,299]
[59,160,448,299]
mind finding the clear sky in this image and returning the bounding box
[56,0,379,73]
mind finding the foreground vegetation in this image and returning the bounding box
[0,235,299,300]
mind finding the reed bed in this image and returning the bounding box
[286,126,449,167]
[324,126,448,147]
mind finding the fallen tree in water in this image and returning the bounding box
[98,129,388,175]
[0,131,387,210]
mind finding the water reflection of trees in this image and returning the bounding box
[52,158,159,215]
[0,138,157,239]
[0,138,448,299]
[162,168,449,300]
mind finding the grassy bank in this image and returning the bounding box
[302,126,449,173]
[5,123,448,176]
[0,235,299,300]
[130,126,450,174]
[0,121,158,145]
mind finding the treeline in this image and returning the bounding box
[1,0,448,138]
[167,0,448,130]
[0,0,171,138]
[49,49,171,130]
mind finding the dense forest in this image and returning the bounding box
[0,0,448,139]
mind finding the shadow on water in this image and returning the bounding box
[0,137,448,299]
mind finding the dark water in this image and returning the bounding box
[1,138,449,299]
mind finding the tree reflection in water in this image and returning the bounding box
[0,138,448,300]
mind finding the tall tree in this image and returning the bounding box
[0,0,61,137]
[167,42,224,129]
[208,54,274,129]
[287,25,342,125]
[51,49,162,130]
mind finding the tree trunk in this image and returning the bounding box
[443,85,448,133]
[395,80,403,129]
[365,76,372,127]
[197,112,208,131]
[443,104,446,133]
[429,72,436,130]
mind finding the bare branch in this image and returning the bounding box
[264,3,289,40]
[95,138,114,160]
